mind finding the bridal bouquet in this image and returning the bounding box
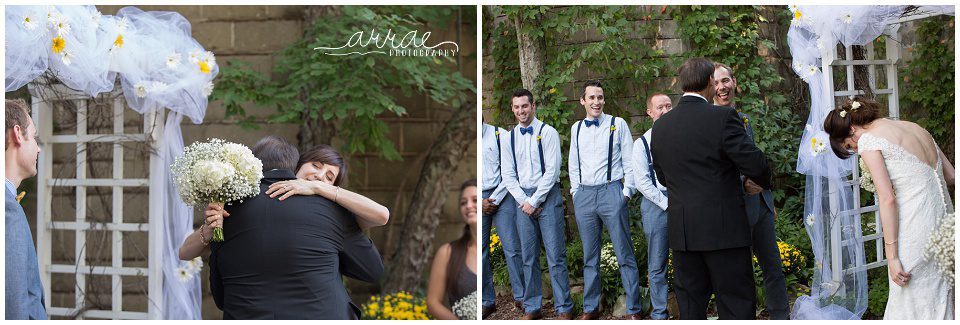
[171,138,263,242]
[452,291,477,320]
[924,212,955,286]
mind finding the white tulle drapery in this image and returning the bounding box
[788,5,955,320]
[6,5,217,319]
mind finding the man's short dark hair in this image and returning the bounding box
[6,99,31,149]
[511,88,535,105]
[581,80,603,99]
[678,58,715,93]
[251,136,299,172]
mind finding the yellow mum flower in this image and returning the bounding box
[794,10,802,21]
[51,36,65,54]
[114,34,124,49]
[199,61,211,74]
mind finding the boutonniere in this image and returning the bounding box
[536,135,542,141]
[495,130,500,136]
[610,125,616,132]
[16,191,26,203]
[742,116,749,125]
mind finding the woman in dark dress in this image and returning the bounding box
[427,179,478,319]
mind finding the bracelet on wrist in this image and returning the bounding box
[199,224,210,246]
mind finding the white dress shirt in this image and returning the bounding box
[500,118,562,209]
[682,92,707,102]
[482,123,509,205]
[631,128,668,211]
[568,113,636,198]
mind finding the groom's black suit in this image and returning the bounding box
[651,95,772,319]
[210,169,384,319]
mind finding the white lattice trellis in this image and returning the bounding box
[821,12,946,290]
[30,81,165,320]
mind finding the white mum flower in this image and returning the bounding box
[51,14,72,36]
[188,49,203,64]
[116,16,130,32]
[202,51,216,65]
[176,266,193,282]
[60,50,74,66]
[89,8,102,26]
[134,82,149,98]
[792,61,804,72]
[22,11,39,31]
[187,256,204,273]
[166,52,182,69]
[841,13,853,24]
[150,81,169,94]
[202,81,215,97]
[806,214,816,226]
[815,38,825,51]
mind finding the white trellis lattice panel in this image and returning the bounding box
[30,81,165,320]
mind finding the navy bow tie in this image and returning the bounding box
[519,126,534,135]
[584,119,600,127]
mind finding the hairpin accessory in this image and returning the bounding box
[839,110,848,118]
[851,101,861,110]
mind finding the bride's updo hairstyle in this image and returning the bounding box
[823,95,882,159]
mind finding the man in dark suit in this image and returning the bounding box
[713,62,788,320]
[651,58,772,320]
[210,136,383,319]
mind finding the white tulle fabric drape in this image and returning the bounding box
[787,5,955,320]
[6,5,217,319]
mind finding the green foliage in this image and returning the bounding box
[900,16,955,160]
[865,267,889,317]
[213,6,475,160]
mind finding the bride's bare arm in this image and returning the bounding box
[862,151,911,286]
[267,179,389,230]
[938,147,954,186]
[178,203,227,260]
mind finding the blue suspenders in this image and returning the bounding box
[639,135,657,187]
[510,123,547,177]
[575,116,618,183]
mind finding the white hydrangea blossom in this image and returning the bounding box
[190,160,235,191]
[452,291,477,320]
[924,213,954,286]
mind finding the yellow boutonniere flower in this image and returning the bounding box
[495,130,499,136]
[610,125,616,132]
[536,135,542,141]
[16,191,26,203]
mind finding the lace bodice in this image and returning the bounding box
[856,132,954,320]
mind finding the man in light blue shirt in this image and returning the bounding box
[481,121,524,318]
[5,99,48,320]
[631,93,673,320]
[500,89,573,320]
[568,80,641,320]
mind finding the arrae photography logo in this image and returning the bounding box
[314,29,459,57]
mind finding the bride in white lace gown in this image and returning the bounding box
[824,96,955,320]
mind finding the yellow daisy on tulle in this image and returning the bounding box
[51,36,66,54]
[793,9,802,21]
[114,34,124,49]
[198,61,211,74]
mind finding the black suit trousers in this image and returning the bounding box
[673,246,756,320]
